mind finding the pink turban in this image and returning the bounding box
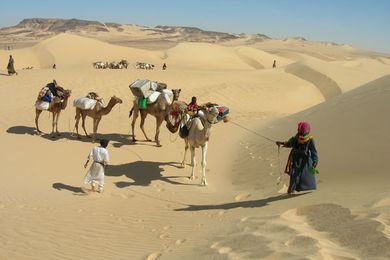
[297,122,311,134]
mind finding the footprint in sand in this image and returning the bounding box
[235,193,252,201]
[270,162,278,168]
[146,252,161,260]
[218,247,232,254]
[278,184,288,194]
[159,233,169,239]
[175,239,186,246]
[163,226,171,231]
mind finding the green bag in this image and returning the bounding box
[309,166,319,175]
[138,97,147,109]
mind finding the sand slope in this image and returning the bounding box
[0,33,389,259]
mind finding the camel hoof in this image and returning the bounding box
[201,180,208,186]
[156,144,162,147]
[189,176,194,181]
[180,163,186,168]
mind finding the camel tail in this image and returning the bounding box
[129,107,134,118]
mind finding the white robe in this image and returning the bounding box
[84,146,109,187]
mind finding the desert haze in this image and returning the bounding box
[0,18,389,259]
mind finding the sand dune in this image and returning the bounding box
[0,33,389,259]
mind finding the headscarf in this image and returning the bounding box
[297,122,310,135]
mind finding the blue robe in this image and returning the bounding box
[285,136,318,193]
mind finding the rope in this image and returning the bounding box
[229,120,284,185]
[230,121,276,143]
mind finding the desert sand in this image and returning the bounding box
[0,30,390,259]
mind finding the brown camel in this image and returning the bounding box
[129,89,181,147]
[35,89,72,136]
[74,96,123,140]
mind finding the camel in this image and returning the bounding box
[179,107,219,186]
[74,96,123,140]
[35,89,72,136]
[129,89,181,147]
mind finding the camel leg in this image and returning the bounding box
[189,146,196,181]
[201,143,208,186]
[81,113,91,138]
[181,139,189,168]
[35,109,43,134]
[75,109,81,139]
[154,116,164,147]
[131,107,139,142]
[140,112,151,142]
[55,112,61,135]
[93,118,101,142]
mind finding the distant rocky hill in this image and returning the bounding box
[0,18,270,49]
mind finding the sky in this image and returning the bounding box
[0,0,389,53]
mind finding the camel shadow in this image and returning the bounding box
[0,73,10,76]
[39,132,136,145]
[52,182,85,194]
[6,125,158,147]
[175,193,310,211]
[6,126,36,135]
[107,160,193,187]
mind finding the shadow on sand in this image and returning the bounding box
[52,182,85,194]
[6,125,36,135]
[175,193,310,211]
[107,160,194,187]
[6,125,156,147]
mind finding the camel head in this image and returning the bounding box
[62,89,72,98]
[172,89,181,102]
[110,96,123,105]
[206,106,219,124]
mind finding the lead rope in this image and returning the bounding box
[230,120,285,185]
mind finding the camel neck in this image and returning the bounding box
[100,99,117,115]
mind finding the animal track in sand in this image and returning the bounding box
[175,239,186,246]
[235,193,252,201]
[146,252,161,260]
[159,233,169,239]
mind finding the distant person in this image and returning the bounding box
[276,122,318,194]
[7,55,17,76]
[162,63,167,70]
[272,60,276,68]
[7,46,10,51]
[83,139,110,193]
[52,64,56,69]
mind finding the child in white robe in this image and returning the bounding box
[83,139,110,193]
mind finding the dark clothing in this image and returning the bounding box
[7,57,16,74]
[284,136,318,193]
[47,83,64,98]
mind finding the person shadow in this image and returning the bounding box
[52,182,86,194]
[107,160,193,188]
[175,193,310,211]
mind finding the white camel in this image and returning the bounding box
[180,107,219,186]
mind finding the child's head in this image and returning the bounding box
[100,139,109,148]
